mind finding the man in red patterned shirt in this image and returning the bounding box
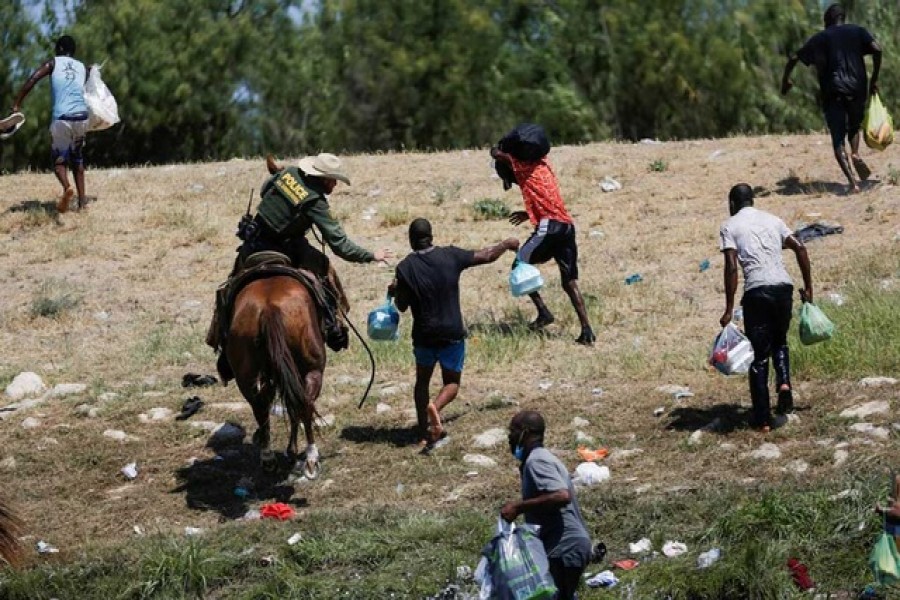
[491,130,595,346]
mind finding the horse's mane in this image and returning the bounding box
[0,497,22,568]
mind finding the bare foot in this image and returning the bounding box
[426,403,444,442]
[57,187,74,213]
[851,155,871,180]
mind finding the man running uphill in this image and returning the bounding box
[491,124,595,345]
[782,3,882,194]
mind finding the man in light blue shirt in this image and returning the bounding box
[12,35,90,213]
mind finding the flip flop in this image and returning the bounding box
[0,112,25,141]
[175,396,204,421]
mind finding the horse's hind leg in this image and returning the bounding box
[248,383,277,471]
[293,369,323,479]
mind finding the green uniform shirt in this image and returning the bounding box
[256,167,375,263]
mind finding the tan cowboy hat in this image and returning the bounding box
[297,153,351,185]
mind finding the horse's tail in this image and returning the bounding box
[0,497,22,568]
[258,305,310,422]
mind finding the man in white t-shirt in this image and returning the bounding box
[719,184,813,432]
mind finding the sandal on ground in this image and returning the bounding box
[175,396,205,421]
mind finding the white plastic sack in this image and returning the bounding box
[573,462,610,486]
[84,64,120,132]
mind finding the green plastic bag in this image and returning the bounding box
[869,530,900,585]
[483,519,558,600]
[864,92,894,151]
[799,302,835,346]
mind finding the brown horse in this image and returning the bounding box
[0,497,21,568]
[226,275,326,478]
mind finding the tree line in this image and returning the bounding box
[1,0,896,172]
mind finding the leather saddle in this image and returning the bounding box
[216,251,331,346]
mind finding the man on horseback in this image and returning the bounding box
[208,152,391,381]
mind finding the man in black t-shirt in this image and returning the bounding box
[782,4,882,194]
[389,218,519,447]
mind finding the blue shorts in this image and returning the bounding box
[413,340,465,373]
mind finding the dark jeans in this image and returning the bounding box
[742,284,793,426]
[824,93,866,151]
[549,559,585,600]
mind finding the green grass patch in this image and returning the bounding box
[132,322,205,367]
[791,281,900,380]
[1,475,893,598]
[649,158,668,172]
[472,198,511,221]
[380,208,410,228]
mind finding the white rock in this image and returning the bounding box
[574,431,593,444]
[688,430,705,445]
[103,429,128,441]
[98,392,120,402]
[318,414,336,427]
[142,391,166,398]
[74,404,99,418]
[571,417,590,428]
[849,423,890,439]
[655,384,690,396]
[463,454,497,468]
[589,230,605,239]
[376,403,392,414]
[379,385,402,398]
[840,401,890,419]
[0,456,16,471]
[833,449,849,466]
[859,377,897,388]
[610,449,643,461]
[749,443,781,460]
[189,420,219,432]
[37,437,58,449]
[94,311,110,321]
[48,383,87,398]
[184,527,203,536]
[634,484,652,494]
[473,428,507,448]
[537,380,554,391]
[148,407,174,421]
[834,441,850,449]
[719,442,737,451]
[21,417,41,429]
[591,388,604,397]
[784,460,809,474]
[5,372,46,400]
[210,402,249,412]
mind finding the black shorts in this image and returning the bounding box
[824,93,866,150]
[517,219,579,282]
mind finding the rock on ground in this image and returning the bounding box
[749,443,781,460]
[463,454,497,468]
[859,377,897,388]
[48,383,87,398]
[571,416,590,428]
[833,449,849,466]
[5,372,46,400]
[840,401,890,419]
[473,428,506,448]
[849,423,890,439]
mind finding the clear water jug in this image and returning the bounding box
[509,262,544,297]
[367,294,400,341]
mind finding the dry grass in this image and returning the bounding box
[0,135,898,577]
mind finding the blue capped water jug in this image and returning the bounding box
[367,294,400,341]
[509,262,544,297]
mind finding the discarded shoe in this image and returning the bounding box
[182,373,219,388]
[175,396,204,421]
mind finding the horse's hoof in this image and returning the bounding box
[302,460,320,480]
[260,450,277,472]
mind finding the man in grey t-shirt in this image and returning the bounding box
[501,411,591,600]
[719,184,814,431]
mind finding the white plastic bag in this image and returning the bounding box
[84,64,120,132]
[709,323,754,375]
